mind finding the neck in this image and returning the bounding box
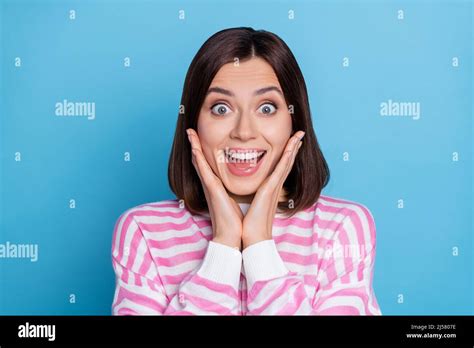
[227,187,288,205]
[227,192,254,204]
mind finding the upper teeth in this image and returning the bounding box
[226,150,265,161]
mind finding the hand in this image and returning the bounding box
[186,128,244,250]
[241,131,305,249]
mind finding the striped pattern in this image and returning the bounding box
[111,195,382,315]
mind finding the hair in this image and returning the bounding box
[168,27,330,218]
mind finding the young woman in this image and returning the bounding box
[111,27,382,315]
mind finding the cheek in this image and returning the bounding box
[265,115,293,150]
[197,117,223,171]
[261,116,292,169]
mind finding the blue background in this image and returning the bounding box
[0,0,472,314]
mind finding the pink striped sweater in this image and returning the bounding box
[111,194,382,315]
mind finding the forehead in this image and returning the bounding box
[210,57,281,90]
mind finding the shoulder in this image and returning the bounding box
[114,199,185,223]
[309,194,377,248]
[122,198,183,215]
[111,199,191,254]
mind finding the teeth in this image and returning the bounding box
[225,150,265,162]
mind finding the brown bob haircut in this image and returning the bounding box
[168,27,330,218]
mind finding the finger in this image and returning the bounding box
[187,129,217,178]
[229,197,244,220]
[191,149,204,182]
[187,128,216,184]
[187,131,204,182]
[267,131,305,188]
[286,131,304,168]
[265,138,303,212]
[186,128,203,152]
[187,128,206,176]
[274,139,302,196]
[286,139,302,177]
[192,147,219,188]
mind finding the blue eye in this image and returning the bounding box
[259,103,278,115]
[211,103,231,116]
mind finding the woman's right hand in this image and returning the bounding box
[186,128,244,250]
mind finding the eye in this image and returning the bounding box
[258,102,278,115]
[210,103,231,116]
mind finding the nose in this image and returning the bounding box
[229,112,257,141]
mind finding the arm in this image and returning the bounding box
[242,239,316,315]
[111,211,242,315]
[311,242,381,315]
[164,240,242,315]
[312,207,381,315]
[242,207,382,315]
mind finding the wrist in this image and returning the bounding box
[242,239,289,287]
[242,236,272,250]
[212,236,241,251]
[198,240,243,288]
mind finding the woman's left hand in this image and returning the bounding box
[242,130,305,249]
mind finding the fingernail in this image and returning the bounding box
[299,131,305,140]
[192,149,197,156]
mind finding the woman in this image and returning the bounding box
[111,27,382,315]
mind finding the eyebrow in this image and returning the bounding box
[206,86,283,97]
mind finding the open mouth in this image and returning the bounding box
[225,149,267,164]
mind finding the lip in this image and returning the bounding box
[225,147,266,153]
[225,148,267,177]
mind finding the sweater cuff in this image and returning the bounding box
[196,241,242,289]
[242,239,289,288]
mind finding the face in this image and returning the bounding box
[197,57,292,203]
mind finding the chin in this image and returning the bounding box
[221,176,262,196]
[222,179,261,196]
